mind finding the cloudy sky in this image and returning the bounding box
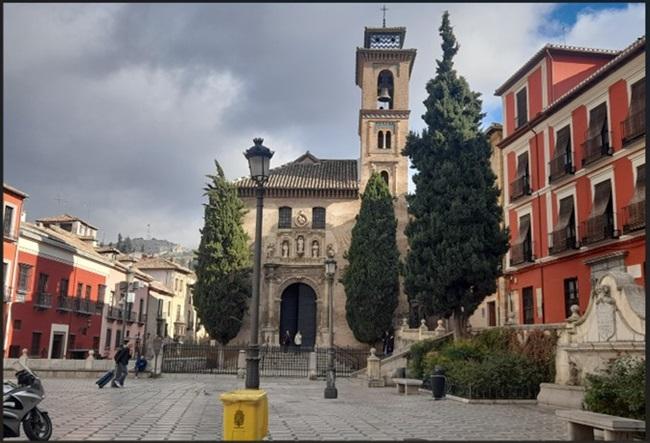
[4,3,645,248]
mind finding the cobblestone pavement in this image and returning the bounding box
[13,374,567,440]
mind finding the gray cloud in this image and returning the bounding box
[4,3,644,247]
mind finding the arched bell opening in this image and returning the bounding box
[377,70,394,110]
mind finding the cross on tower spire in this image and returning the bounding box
[381,5,388,27]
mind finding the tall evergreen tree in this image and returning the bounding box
[342,172,399,345]
[193,160,251,345]
[402,11,509,337]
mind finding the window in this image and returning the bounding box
[3,205,14,237]
[76,283,83,298]
[378,131,384,149]
[583,102,610,166]
[381,171,389,186]
[385,131,392,149]
[550,196,576,254]
[312,207,326,229]
[59,279,69,297]
[37,273,49,294]
[13,319,21,330]
[583,180,614,245]
[510,214,532,265]
[157,299,163,317]
[138,299,144,322]
[522,287,534,324]
[115,330,122,347]
[622,77,645,143]
[106,329,112,348]
[549,125,573,182]
[30,332,42,357]
[278,207,292,229]
[516,87,528,128]
[85,285,92,300]
[510,151,530,201]
[17,264,32,292]
[98,284,107,303]
[564,278,579,319]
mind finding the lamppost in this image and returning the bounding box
[244,138,274,390]
[121,264,134,345]
[324,257,337,399]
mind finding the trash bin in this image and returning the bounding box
[220,389,268,441]
[431,366,446,400]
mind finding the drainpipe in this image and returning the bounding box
[530,126,546,324]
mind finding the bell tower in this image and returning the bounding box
[356,25,416,196]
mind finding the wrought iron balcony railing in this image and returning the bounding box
[56,295,74,311]
[33,292,52,309]
[74,298,94,315]
[137,312,147,324]
[623,200,645,234]
[126,310,137,323]
[548,153,574,183]
[510,240,534,267]
[107,306,123,321]
[621,109,645,146]
[582,129,611,167]
[548,231,579,255]
[581,213,619,245]
[509,175,531,202]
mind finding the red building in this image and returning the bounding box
[496,37,645,324]
[4,220,111,359]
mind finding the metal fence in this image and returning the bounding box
[445,382,540,400]
[259,346,311,377]
[315,347,372,377]
[162,343,240,374]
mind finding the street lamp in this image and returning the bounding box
[324,257,337,399]
[121,264,135,345]
[244,137,274,390]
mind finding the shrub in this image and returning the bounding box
[440,339,485,362]
[584,355,645,420]
[473,327,518,353]
[520,330,558,382]
[407,336,451,378]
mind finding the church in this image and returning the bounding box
[232,24,416,348]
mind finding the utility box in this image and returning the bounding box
[220,389,268,441]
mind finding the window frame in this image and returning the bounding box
[312,207,326,229]
[563,277,579,319]
[278,207,292,229]
[3,203,16,238]
[515,85,528,129]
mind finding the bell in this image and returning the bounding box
[377,87,391,102]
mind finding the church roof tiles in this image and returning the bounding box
[235,151,358,193]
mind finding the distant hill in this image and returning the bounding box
[104,236,196,269]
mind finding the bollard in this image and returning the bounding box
[220,389,268,441]
[366,347,383,387]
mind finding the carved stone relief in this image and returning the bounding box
[594,284,615,342]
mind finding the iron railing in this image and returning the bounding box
[581,212,619,245]
[623,200,645,234]
[621,109,645,145]
[137,312,147,324]
[446,382,540,400]
[509,174,531,202]
[56,295,74,311]
[510,240,534,266]
[107,306,123,321]
[162,344,241,374]
[33,292,52,309]
[548,231,579,255]
[581,129,611,166]
[74,298,94,315]
[548,153,574,183]
[316,347,371,377]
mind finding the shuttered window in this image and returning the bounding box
[516,88,528,128]
[517,152,529,178]
[590,180,612,218]
[588,103,608,139]
[629,78,645,115]
[555,125,571,157]
[556,196,575,233]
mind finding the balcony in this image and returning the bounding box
[581,213,619,246]
[623,200,645,234]
[548,153,574,183]
[95,301,105,315]
[4,286,12,303]
[548,231,579,255]
[33,292,53,309]
[126,311,137,323]
[509,175,531,202]
[107,306,123,321]
[621,109,645,146]
[56,295,74,311]
[137,312,147,325]
[74,298,94,315]
[581,130,611,167]
[510,241,534,267]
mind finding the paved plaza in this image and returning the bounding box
[22,374,567,441]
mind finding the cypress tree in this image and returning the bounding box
[402,11,509,337]
[342,172,399,345]
[194,160,252,345]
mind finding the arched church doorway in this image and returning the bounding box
[279,283,317,348]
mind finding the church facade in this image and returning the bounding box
[232,25,416,348]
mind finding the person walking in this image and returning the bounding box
[111,342,132,388]
[282,330,292,353]
[382,330,390,356]
[294,331,303,350]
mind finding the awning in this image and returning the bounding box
[587,102,608,138]
[556,196,575,231]
[516,151,529,177]
[629,164,645,204]
[514,214,531,245]
[590,180,612,217]
[554,125,571,156]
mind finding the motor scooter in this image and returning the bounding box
[2,360,52,440]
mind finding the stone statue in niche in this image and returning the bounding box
[281,240,290,258]
[311,240,320,258]
[296,236,305,256]
[266,243,275,258]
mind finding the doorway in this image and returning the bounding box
[487,301,496,327]
[51,332,65,358]
[279,283,316,348]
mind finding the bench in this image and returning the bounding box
[392,378,422,396]
[556,409,645,441]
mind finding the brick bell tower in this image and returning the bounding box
[355,25,416,197]
[355,23,416,316]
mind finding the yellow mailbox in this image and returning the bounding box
[220,389,268,441]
